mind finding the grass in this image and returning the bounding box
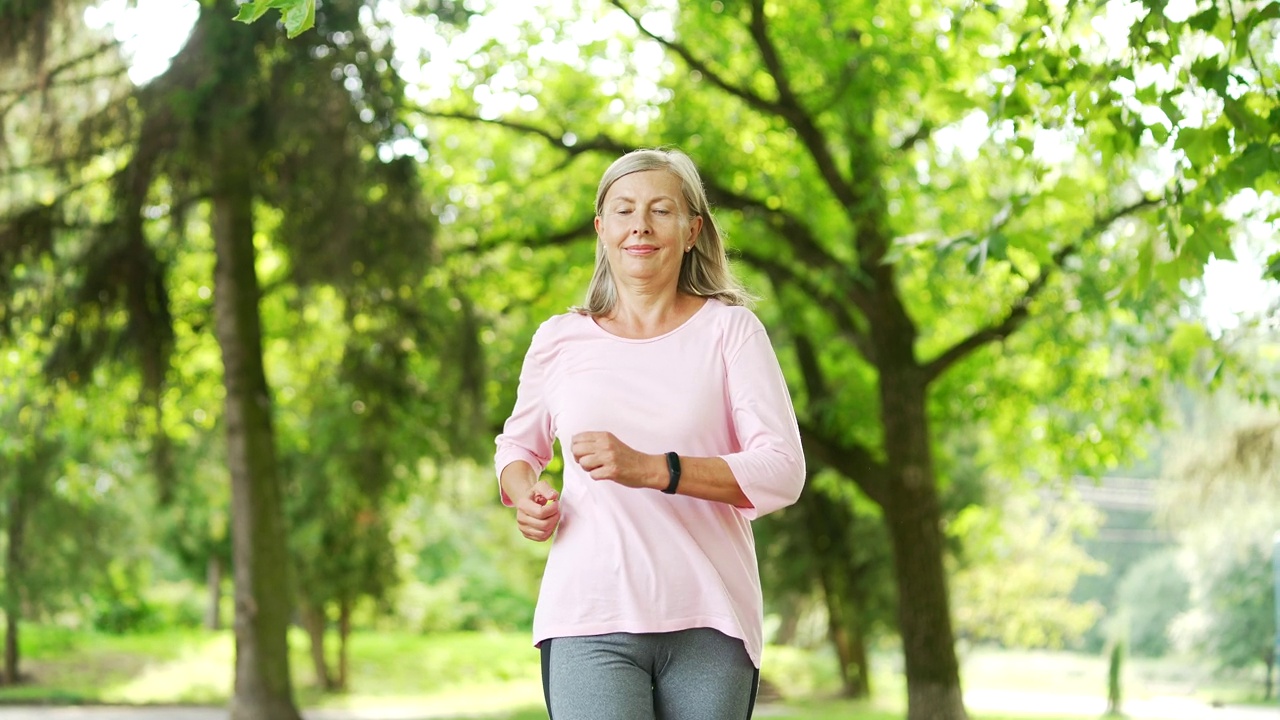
[0,626,1266,719]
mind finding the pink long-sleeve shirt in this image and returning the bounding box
[494,299,805,668]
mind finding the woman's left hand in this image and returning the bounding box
[570,431,662,490]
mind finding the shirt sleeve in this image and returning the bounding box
[719,326,806,520]
[493,330,555,507]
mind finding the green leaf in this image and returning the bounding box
[1188,5,1220,31]
[232,1,272,23]
[965,239,989,274]
[1174,126,1230,168]
[1265,251,1280,282]
[987,232,1009,262]
[1190,58,1229,95]
[232,0,315,37]
[1162,206,1184,252]
[962,233,1008,275]
[1220,143,1280,190]
[1243,2,1280,35]
[283,0,316,39]
[1222,98,1272,141]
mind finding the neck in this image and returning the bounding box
[603,284,703,339]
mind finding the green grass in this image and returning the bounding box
[0,626,1265,719]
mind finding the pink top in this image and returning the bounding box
[494,298,805,667]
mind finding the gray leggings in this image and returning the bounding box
[539,628,760,720]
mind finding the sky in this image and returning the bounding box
[85,0,1278,334]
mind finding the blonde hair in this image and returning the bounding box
[577,148,754,315]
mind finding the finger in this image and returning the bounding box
[530,481,559,505]
[522,501,559,521]
[572,431,606,450]
[519,511,559,540]
[570,436,594,460]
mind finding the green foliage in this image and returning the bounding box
[1161,408,1280,696]
[1115,549,1190,657]
[233,0,315,38]
[392,467,549,633]
[1190,542,1276,678]
[949,492,1106,649]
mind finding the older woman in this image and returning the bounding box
[495,148,805,720]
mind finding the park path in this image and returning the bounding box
[962,690,1280,719]
[0,694,1276,719]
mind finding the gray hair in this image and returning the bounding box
[577,148,754,315]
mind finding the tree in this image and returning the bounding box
[949,492,1106,650]
[1,0,452,714]
[414,1,1279,717]
[1164,413,1280,699]
[0,321,146,683]
[757,471,895,698]
[1114,548,1190,657]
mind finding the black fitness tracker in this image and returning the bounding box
[663,451,682,495]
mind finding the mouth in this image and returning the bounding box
[623,245,659,255]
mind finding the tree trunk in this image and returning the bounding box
[209,62,301,715]
[336,598,352,692]
[800,490,873,698]
[825,593,870,698]
[772,595,802,647]
[3,487,23,685]
[879,365,968,720]
[206,556,223,630]
[300,602,332,690]
[1266,651,1274,702]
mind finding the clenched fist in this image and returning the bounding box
[514,480,561,542]
[570,431,663,490]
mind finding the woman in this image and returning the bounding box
[495,148,805,719]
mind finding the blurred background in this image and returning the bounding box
[0,1,1278,719]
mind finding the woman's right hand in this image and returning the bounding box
[515,481,561,542]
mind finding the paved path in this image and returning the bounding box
[0,709,450,720]
[0,695,1276,720]
[0,709,442,720]
[964,690,1280,719]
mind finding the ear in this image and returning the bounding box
[594,216,604,235]
[687,215,703,241]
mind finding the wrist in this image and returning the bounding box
[661,451,682,495]
[650,454,668,491]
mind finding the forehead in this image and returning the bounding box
[604,169,685,202]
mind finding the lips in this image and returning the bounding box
[623,245,659,255]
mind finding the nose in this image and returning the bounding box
[630,212,652,235]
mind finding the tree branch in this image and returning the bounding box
[744,0,856,210]
[893,120,934,151]
[786,324,888,504]
[422,110,631,158]
[0,40,120,99]
[921,195,1162,383]
[798,419,888,507]
[744,247,875,363]
[703,179,875,315]
[459,214,596,255]
[609,0,857,211]
[607,0,779,118]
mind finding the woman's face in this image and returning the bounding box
[595,170,702,290]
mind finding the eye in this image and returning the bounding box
[616,209,632,215]
[653,208,671,215]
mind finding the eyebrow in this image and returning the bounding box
[607,194,678,205]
